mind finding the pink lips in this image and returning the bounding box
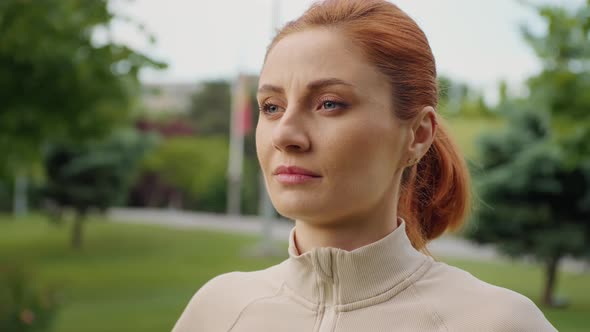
[273,166,321,185]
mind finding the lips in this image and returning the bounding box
[273,166,321,177]
[272,165,321,185]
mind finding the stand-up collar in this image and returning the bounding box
[282,221,431,308]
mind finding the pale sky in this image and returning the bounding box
[109,0,583,103]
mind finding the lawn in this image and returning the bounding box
[1,214,588,332]
[444,116,505,161]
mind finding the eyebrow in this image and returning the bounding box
[257,78,355,95]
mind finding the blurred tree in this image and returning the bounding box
[467,1,590,307]
[522,1,590,140]
[139,137,229,211]
[133,136,262,214]
[437,75,494,118]
[189,81,232,136]
[0,0,165,216]
[43,130,155,249]
[188,79,259,144]
[468,110,590,307]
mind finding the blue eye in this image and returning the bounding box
[323,101,338,110]
[321,100,348,112]
[261,103,281,114]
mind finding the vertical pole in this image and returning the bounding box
[257,0,281,251]
[227,75,245,215]
[14,171,28,218]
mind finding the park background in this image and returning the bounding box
[1,0,589,331]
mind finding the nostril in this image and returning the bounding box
[271,120,311,152]
[286,144,303,151]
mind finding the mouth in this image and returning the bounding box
[272,165,322,185]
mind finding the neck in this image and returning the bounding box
[294,202,399,254]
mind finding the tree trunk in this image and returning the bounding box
[542,255,560,307]
[71,211,86,250]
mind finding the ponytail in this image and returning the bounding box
[399,118,471,249]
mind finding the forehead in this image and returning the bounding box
[260,28,388,93]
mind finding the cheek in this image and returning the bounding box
[255,122,272,170]
[320,116,403,196]
[326,118,399,169]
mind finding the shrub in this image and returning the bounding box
[0,264,59,332]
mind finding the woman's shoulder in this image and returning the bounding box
[172,263,286,332]
[413,260,557,331]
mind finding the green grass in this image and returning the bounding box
[445,116,505,161]
[0,214,282,332]
[1,214,588,332]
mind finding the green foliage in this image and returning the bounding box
[42,129,155,248]
[521,1,590,69]
[137,137,262,214]
[476,107,550,169]
[0,176,13,212]
[441,117,505,162]
[188,79,259,141]
[469,2,590,258]
[140,137,230,211]
[521,1,590,127]
[0,264,59,332]
[470,110,590,260]
[43,130,155,212]
[189,81,232,136]
[437,75,494,119]
[468,1,590,306]
[0,0,165,172]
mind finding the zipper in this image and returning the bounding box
[317,306,336,332]
[314,248,338,332]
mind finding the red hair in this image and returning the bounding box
[266,0,471,249]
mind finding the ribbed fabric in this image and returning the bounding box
[172,222,557,332]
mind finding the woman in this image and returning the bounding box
[173,0,556,331]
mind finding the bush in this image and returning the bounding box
[136,136,262,214]
[139,137,229,211]
[0,178,11,212]
[0,264,59,332]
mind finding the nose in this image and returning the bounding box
[271,108,311,153]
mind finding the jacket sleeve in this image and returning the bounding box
[171,270,280,332]
[171,272,242,332]
[488,290,558,332]
[417,263,558,332]
[472,289,557,332]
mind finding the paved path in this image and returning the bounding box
[108,208,587,273]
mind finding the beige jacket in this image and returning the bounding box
[173,222,556,332]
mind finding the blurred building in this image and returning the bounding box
[141,82,201,114]
[135,119,195,137]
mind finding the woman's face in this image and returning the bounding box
[256,28,412,226]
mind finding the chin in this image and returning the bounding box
[272,195,327,221]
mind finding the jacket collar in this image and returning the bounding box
[282,220,431,307]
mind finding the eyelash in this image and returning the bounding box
[259,102,281,115]
[259,99,348,115]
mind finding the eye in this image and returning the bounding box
[318,99,348,112]
[260,102,283,114]
[323,101,338,110]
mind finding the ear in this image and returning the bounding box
[406,106,437,163]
